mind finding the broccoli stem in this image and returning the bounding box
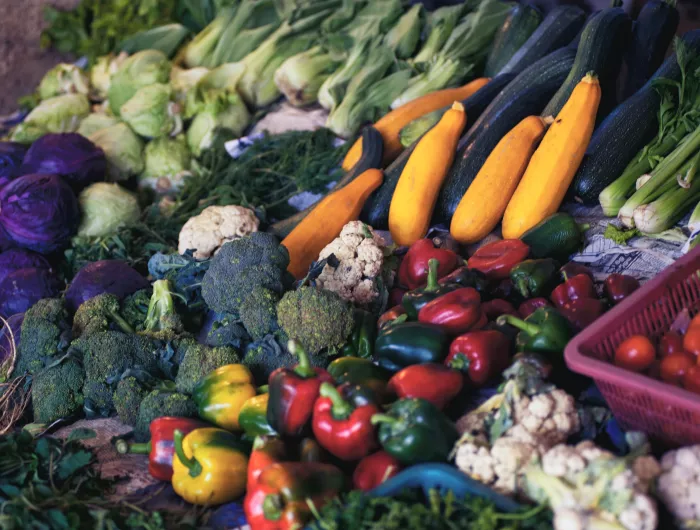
[145,280,175,331]
[109,309,134,335]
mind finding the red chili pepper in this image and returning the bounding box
[267,341,334,437]
[398,239,461,290]
[467,239,529,280]
[389,288,406,307]
[247,436,287,493]
[558,298,606,331]
[518,298,552,318]
[604,273,640,305]
[684,365,700,394]
[311,383,380,461]
[560,262,594,280]
[684,314,700,357]
[387,363,463,409]
[417,287,482,335]
[659,331,685,358]
[550,273,597,308]
[352,451,402,491]
[445,330,511,387]
[378,305,407,329]
[481,299,517,321]
[114,417,208,482]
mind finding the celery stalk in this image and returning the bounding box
[619,123,700,227]
[633,156,700,233]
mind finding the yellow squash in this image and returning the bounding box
[389,101,467,246]
[283,168,383,279]
[502,73,601,239]
[450,115,549,244]
[342,78,489,170]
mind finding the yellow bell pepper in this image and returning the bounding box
[172,427,248,505]
[193,364,257,431]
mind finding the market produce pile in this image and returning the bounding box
[4,0,700,529]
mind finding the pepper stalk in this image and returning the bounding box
[173,429,203,478]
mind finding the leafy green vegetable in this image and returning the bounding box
[41,0,179,66]
[308,488,552,530]
[604,224,640,245]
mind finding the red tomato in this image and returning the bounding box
[659,352,695,385]
[614,335,656,372]
[658,331,685,358]
[684,327,700,357]
[683,365,700,394]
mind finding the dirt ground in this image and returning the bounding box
[0,0,79,114]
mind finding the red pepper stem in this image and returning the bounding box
[370,414,398,426]
[263,494,283,521]
[515,278,530,298]
[115,439,151,455]
[425,258,440,291]
[173,429,202,478]
[288,340,315,378]
[497,315,542,336]
[319,382,353,419]
[448,352,471,372]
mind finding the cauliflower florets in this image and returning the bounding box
[656,445,700,527]
[316,221,387,306]
[178,205,259,259]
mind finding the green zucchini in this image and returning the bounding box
[622,0,679,99]
[435,47,577,224]
[498,5,585,75]
[520,213,588,262]
[268,126,383,238]
[571,29,700,205]
[484,4,543,77]
[541,6,631,120]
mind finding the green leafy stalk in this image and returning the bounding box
[383,4,424,60]
[182,7,236,67]
[274,47,341,107]
[391,56,470,109]
[412,4,467,64]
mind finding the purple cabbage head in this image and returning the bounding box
[0,173,80,254]
[19,133,107,191]
[0,142,28,189]
[0,249,59,318]
[0,313,23,381]
[65,259,149,313]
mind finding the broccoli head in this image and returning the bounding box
[175,339,240,394]
[135,389,198,441]
[72,293,134,338]
[113,376,148,426]
[239,287,280,341]
[16,298,71,375]
[201,232,290,315]
[242,333,328,383]
[32,358,85,423]
[204,313,250,349]
[72,330,157,412]
[121,288,152,332]
[276,287,354,355]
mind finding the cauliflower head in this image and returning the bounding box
[178,205,259,259]
[316,221,387,306]
[657,445,700,528]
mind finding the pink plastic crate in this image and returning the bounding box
[565,246,700,447]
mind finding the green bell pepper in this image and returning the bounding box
[497,307,573,356]
[402,258,457,319]
[371,398,458,464]
[374,321,450,373]
[341,309,377,358]
[509,258,560,298]
[327,357,392,403]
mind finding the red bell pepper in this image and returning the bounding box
[518,298,552,318]
[659,330,685,358]
[311,382,380,461]
[267,340,334,437]
[604,273,640,305]
[247,436,287,493]
[558,298,606,331]
[114,417,208,482]
[378,305,407,329]
[398,239,461,290]
[445,330,511,387]
[560,262,593,280]
[387,363,463,409]
[550,273,597,308]
[417,287,483,335]
[352,450,402,491]
[481,299,517,321]
[467,239,529,280]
